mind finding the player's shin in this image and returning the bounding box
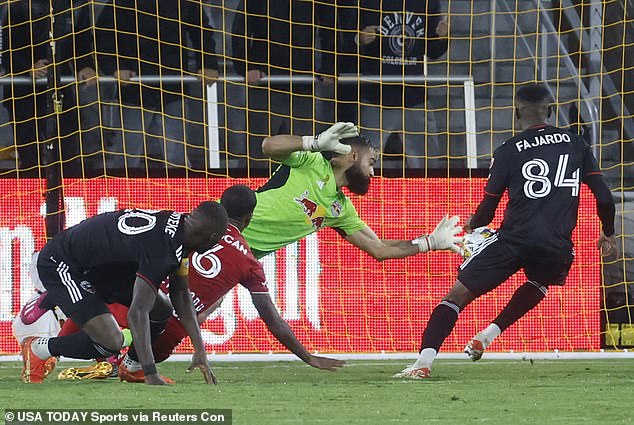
[417,300,462,367]
[493,281,547,333]
[47,331,121,359]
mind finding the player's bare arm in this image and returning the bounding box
[169,273,217,384]
[251,293,344,371]
[584,172,617,257]
[262,122,359,162]
[128,277,165,385]
[345,216,462,261]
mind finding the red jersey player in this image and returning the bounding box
[117,184,344,382]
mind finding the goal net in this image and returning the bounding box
[0,0,631,356]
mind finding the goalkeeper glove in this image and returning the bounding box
[302,122,359,155]
[413,215,462,254]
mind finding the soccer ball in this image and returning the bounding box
[461,227,496,259]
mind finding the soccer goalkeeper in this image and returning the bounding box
[244,122,462,261]
[395,83,616,379]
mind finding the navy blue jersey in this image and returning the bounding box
[485,124,602,254]
[42,209,186,290]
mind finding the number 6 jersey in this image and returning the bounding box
[475,124,606,254]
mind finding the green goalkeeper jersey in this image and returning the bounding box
[243,151,367,258]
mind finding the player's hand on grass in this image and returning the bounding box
[428,215,462,253]
[145,373,169,386]
[598,231,617,257]
[187,351,217,385]
[302,122,359,155]
[307,355,345,372]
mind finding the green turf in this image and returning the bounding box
[1,359,633,424]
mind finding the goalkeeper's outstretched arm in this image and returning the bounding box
[344,215,462,261]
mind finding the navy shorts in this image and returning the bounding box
[37,248,110,327]
[457,235,574,297]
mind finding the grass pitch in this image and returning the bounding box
[1,359,633,424]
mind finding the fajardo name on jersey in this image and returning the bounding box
[515,132,571,152]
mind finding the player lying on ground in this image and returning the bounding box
[21,201,228,385]
[244,122,462,260]
[395,83,617,379]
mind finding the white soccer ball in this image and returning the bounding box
[461,226,496,259]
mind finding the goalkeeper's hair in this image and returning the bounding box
[340,135,377,152]
[220,184,257,220]
[516,83,552,104]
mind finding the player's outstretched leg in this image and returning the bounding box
[465,281,547,361]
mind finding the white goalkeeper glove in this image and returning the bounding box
[302,122,359,155]
[412,215,462,254]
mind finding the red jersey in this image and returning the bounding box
[186,224,268,314]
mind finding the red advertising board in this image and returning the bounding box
[0,177,600,354]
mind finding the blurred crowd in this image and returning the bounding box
[0,0,448,174]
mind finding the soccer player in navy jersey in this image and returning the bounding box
[395,83,617,379]
[21,202,228,385]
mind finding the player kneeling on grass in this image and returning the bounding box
[116,184,344,382]
[20,201,228,385]
[394,83,617,379]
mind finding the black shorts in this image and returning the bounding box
[457,235,574,297]
[37,248,110,327]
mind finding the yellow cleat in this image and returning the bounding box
[58,362,113,380]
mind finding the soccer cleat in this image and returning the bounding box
[57,362,114,380]
[118,363,175,384]
[20,291,51,325]
[44,357,57,377]
[392,365,432,380]
[21,337,50,383]
[464,337,485,362]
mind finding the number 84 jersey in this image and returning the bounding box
[486,124,602,252]
[47,209,186,291]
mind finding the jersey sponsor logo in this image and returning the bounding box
[294,190,326,229]
[164,211,182,238]
[515,133,571,152]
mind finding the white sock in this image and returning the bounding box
[412,348,437,369]
[478,323,502,348]
[122,354,142,372]
[30,337,52,360]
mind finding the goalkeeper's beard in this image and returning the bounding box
[345,164,371,195]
